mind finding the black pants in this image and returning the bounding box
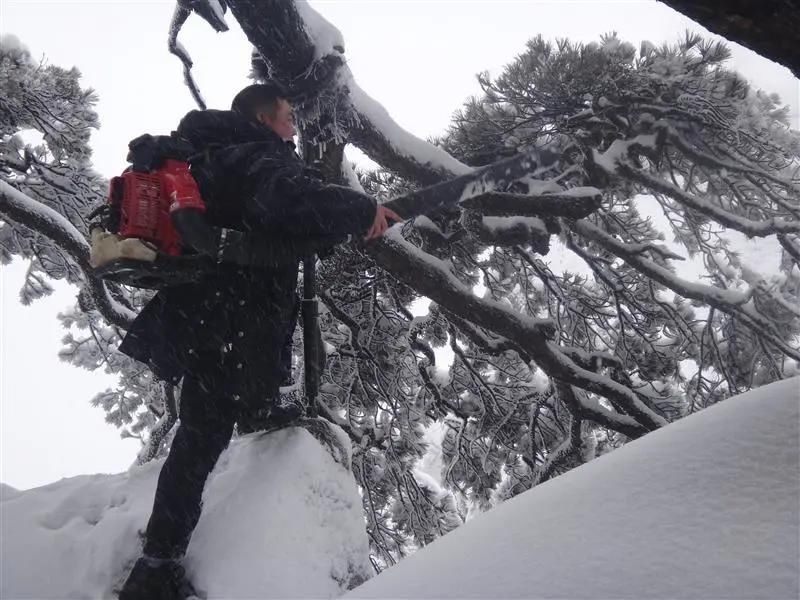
[141,306,298,559]
[143,371,236,559]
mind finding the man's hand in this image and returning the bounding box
[364,204,403,241]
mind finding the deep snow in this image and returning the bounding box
[346,377,800,599]
[0,424,372,599]
[2,380,798,599]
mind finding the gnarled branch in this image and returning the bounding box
[369,228,664,434]
[0,181,135,328]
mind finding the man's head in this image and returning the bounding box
[231,84,296,142]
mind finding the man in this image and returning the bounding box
[118,84,401,599]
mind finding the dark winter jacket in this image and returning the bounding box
[118,109,376,396]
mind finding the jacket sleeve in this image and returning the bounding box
[245,166,377,238]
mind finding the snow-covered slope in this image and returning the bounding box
[1,424,372,599]
[3,381,798,599]
[346,377,800,600]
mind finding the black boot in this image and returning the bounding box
[118,556,198,600]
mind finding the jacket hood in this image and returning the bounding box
[176,109,287,150]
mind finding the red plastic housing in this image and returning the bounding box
[109,160,206,256]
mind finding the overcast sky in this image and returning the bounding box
[2,0,798,490]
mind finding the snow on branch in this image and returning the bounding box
[168,4,207,110]
[0,181,135,328]
[226,0,472,186]
[624,163,799,237]
[591,133,800,238]
[443,310,531,363]
[292,0,344,57]
[572,218,800,362]
[466,214,550,251]
[662,125,800,195]
[375,226,557,339]
[542,340,667,433]
[345,77,473,183]
[369,228,666,434]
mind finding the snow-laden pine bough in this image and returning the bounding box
[4,1,799,505]
[110,2,800,572]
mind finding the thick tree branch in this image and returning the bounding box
[369,228,666,433]
[461,213,550,252]
[555,380,643,440]
[444,309,532,364]
[168,4,207,110]
[226,0,471,186]
[345,80,471,185]
[0,181,135,328]
[226,0,318,87]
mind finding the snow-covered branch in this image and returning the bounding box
[0,180,135,328]
[443,310,531,364]
[663,125,800,195]
[572,218,800,362]
[345,77,472,184]
[369,228,666,433]
[462,213,550,251]
[590,131,800,238]
[225,0,472,186]
[168,4,207,110]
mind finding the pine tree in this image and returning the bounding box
[331,33,800,562]
[3,3,798,570]
[1,34,102,299]
[0,35,169,458]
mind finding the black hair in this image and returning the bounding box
[231,83,286,121]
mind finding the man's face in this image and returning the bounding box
[258,99,296,142]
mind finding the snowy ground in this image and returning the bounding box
[346,377,800,600]
[0,424,372,599]
[2,379,798,599]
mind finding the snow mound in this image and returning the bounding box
[346,377,800,600]
[0,482,20,501]
[1,423,372,599]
